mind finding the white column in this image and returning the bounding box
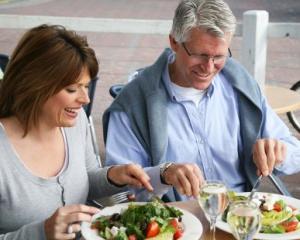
[241,10,269,92]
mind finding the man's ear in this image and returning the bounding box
[169,35,179,52]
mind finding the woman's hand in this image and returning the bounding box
[44,204,99,240]
[107,164,153,192]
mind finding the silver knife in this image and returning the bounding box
[248,175,263,200]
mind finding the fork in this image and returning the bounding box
[92,191,135,208]
[248,175,263,201]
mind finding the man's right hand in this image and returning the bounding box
[162,163,204,198]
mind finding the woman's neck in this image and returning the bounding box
[1,116,60,142]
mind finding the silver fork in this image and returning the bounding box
[92,191,135,208]
[248,175,263,201]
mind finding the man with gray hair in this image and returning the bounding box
[103,0,300,201]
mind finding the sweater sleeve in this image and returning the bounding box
[0,221,46,240]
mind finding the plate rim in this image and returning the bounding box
[81,201,203,240]
[216,192,300,240]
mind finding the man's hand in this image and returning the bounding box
[108,164,153,192]
[252,139,286,176]
[163,163,204,197]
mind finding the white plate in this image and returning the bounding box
[216,192,300,240]
[81,202,203,240]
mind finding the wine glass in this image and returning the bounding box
[197,181,229,240]
[227,200,261,240]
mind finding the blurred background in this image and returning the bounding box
[0,0,300,197]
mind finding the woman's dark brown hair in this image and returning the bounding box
[0,24,99,135]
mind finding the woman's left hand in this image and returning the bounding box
[107,164,153,192]
[44,204,100,240]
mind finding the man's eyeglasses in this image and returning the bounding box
[181,42,232,65]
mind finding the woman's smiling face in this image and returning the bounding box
[40,68,91,128]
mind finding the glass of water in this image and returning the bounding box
[197,181,229,240]
[227,200,261,240]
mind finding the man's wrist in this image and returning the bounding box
[159,162,174,185]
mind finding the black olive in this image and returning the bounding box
[259,199,266,211]
[111,213,121,221]
[141,221,148,233]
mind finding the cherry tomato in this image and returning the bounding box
[146,221,160,238]
[281,221,298,232]
[173,228,183,239]
[169,219,183,239]
[273,202,282,212]
[128,234,137,240]
[169,219,179,230]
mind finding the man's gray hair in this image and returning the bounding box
[170,0,236,42]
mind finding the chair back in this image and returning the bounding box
[84,76,102,167]
[83,76,99,117]
[109,84,125,98]
[108,69,141,98]
[0,54,9,72]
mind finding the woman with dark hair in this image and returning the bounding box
[0,24,152,240]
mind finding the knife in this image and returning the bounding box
[248,175,263,200]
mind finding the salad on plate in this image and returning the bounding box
[89,200,184,240]
[222,192,300,234]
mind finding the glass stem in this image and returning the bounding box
[210,216,217,240]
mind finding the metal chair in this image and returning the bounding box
[0,53,9,73]
[109,84,125,98]
[83,76,98,118]
[83,76,103,167]
[108,69,141,98]
[287,80,300,133]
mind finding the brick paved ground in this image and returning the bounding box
[0,0,299,197]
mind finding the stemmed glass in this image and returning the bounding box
[197,181,229,240]
[227,200,261,240]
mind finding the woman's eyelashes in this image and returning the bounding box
[65,80,90,93]
[65,88,76,93]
